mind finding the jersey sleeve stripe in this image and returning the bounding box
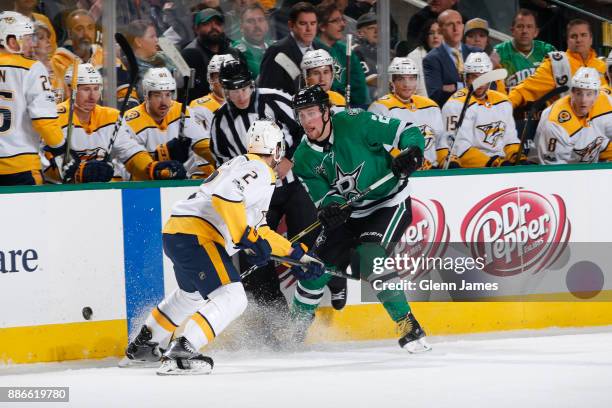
[211,193,242,204]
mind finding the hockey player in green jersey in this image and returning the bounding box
[290,85,430,352]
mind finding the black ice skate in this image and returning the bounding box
[118,326,162,368]
[156,336,214,376]
[397,313,431,353]
[328,276,347,310]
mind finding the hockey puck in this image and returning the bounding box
[82,307,93,320]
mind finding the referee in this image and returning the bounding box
[210,60,320,344]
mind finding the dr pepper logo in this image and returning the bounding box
[394,198,449,279]
[461,187,571,276]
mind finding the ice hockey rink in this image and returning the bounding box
[2,327,611,408]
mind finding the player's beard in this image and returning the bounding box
[200,31,226,47]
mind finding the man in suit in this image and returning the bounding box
[259,2,318,95]
[423,9,481,107]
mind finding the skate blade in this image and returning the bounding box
[118,357,160,368]
[156,359,213,376]
[402,337,432,354]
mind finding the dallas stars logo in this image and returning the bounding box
[333,58,345,82]
[477,121,506,147]
[332,163,363,199]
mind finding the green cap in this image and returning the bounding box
[195,8,224,26]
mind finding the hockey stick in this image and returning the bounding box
[513,85,569,165]
[289,171,395,244]
[345,34,352,107]
[106,33,139,158]
[158,37,195,141]
[442,68,508,170]
[240,255,359,280]
[59,58,81,179]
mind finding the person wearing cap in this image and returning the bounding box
[231,3,272,80]
[423,9,481,107]
[603,50,612,97]
[181,8,241,103]
[353,12,378,100]
[531,67,612,164]
[508,18,609,110]
[464,17,490,54]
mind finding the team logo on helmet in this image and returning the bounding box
[477,121,506,147]
[461,187,571,276]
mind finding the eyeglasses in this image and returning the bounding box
[327,17,345,25]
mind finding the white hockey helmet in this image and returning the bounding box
[142,67,176,98]
[301,49,334,78]
[207,54,236,84]
[388,57,419,77]
[65,63,103,87]
[464,52,493,74]
[0,11,34,54]
[570,67,601,91]
[247,119,285,163]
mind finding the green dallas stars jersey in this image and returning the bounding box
[494,40,556,90]
[292,110,424,217]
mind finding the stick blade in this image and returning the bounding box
[158,37,191,78]
[473,68,507,89]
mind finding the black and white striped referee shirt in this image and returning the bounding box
[210,87,304,184]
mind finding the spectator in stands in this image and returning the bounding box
[423,9,480,107]
[124,19,177,101]
[335,0,358,37]
[463,18,491,54]
[492,9,556,92]
[232,3,271,79]
[508,19,609,110]
[181,8,239,102]
[407,18,443,97]
[224,0,259,42]
[345,0,374,20]
[51,9,103,92]
[161,1,221,49]
[260,2,318,95]
[407,0,460,46]
[314,1,369,106]
[353,12,378,101]
[31,22,64,102]
[605,51,612,96]
[14,0,57,52]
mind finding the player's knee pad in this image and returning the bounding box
[351,242,387,280]
[158,288,206,325]
[198,282,248,335]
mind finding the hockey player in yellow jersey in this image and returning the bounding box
[369,57,443,169]
[441,52,521,168]
[120,120,324,375]
[122,67,213,178]
[300,49,346,111]
[531,67,612,164]
[0,11,64,186]
[188,54,236,177]
[508,19,609,109]
[44,63,186,183]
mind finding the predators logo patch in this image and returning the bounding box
[125,110,140,121]
[57,105,67,114]
[418,125,435,150]
[574,136,605,163]
[477,121,506,147]
[558,110,571,123]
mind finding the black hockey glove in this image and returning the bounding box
[148,160,187,180]
[155,137,191,163]
[43,142,67,160]
[391,146,423,178]
[317,202,351,230]
[237,226,272,267]
[288,243,325,280]
[63,157,114,183]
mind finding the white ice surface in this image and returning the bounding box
[1,327,612,408]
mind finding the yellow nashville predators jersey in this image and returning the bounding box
[189,92,223,132]
[0,53,63,175]
[328,90,346,113]
[163,154,291,257]
[122,101,211,176]
[369,93,443,167]
[441,88,519,167]
[532,93,612,164]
